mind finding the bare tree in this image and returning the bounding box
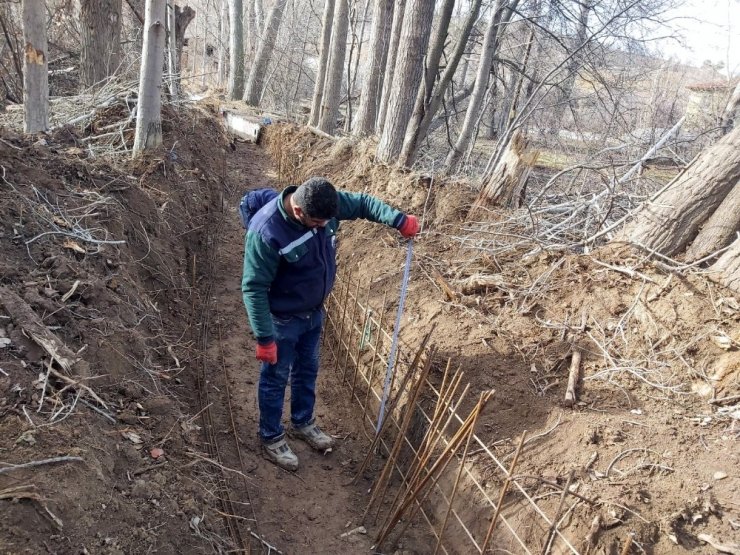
[22,0,48,133]
[376,0,435,163]
[133,0,167,155]
[227,0,244,99]
[444,0,518,172]
[166,0,178,100]
[375,0,405,135]
[397,0,457,165]
[175,5,195,73]
[548,0,592,132]
[218,0,228,87]
[244,0,289,106]
[254,0,264,36]
[309,0,336,127]
[317,0,349,133]
[352,0,393,136]
[398,0,483,165]
[79,0,123,88]
[614,125,740,256]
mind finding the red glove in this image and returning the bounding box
[398,215,420,238]
[256,342,277,364]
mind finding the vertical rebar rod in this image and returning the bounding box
[480,431,528,553]
[352,330,434,482]
[362,290,388,425]
[433,391,486,555]
[351,283,373,399]
[342,278,362,382]
[332,268,353,374]
[364,351,435,524]
[541,469,576,555]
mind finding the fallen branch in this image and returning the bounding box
[0,455,84,475]
[47,366,109,410]
[0,287,79,373]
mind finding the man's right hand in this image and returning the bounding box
[256,342,278,364]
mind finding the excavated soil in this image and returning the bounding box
[0,107,737,555]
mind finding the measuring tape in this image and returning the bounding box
[376,239,413,433]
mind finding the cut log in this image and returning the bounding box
[470,131,539,212]
[685,181,740,262]
[614,125,740,256]
[709,235,740,293]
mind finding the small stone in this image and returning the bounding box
[713,471,728,480]
[150,447,165,459]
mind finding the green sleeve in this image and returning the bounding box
[336,191,406,228]
[241,231,280,342]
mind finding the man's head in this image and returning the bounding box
[291,177,338,228]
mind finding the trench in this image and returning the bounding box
[205,111,584,554]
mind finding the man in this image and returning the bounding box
[241,177,419,471]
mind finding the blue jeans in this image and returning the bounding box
[258,309,324,443]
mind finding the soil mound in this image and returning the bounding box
[263,122,740,554]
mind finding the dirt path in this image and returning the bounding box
[197,139,429,554]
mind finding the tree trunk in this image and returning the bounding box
[166,0,178,100]
[254,0,264,36]
[22,0,48,133]
[396,0,455,166]
[309,0,335,127]
[709,236,740,293]
[125,0,145,24]
[684,181,740,262]
[175,5,195,73]
[471,131,539,211]
[80,0,122,89]
[375,0,405,135]
[344,0,371,133]
[244,0,254,59]
[375,0,435,163]
[244,0,288,106]
[503,24,535,133]
[549,0,591,133]
[719,80,740,135]
[133,0,166,155]
[218,0,228,87]
[227,0,244,99]
[352,0,392,136]
[400,0,482,164]
[200,7,209,88]
[317,0,350,133]
[614,125,740,256]
[444,0,507,172]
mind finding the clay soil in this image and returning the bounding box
[0,106,737,555]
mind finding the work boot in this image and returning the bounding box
[262,438,299,471]
[291,421,335,451]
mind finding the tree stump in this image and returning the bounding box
[470,131,539,213]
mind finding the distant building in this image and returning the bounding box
[685,80,738,129]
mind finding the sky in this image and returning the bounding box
[655,0,740,74]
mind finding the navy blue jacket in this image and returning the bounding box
[241,186,405,343]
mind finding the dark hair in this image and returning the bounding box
[293,177,338,219]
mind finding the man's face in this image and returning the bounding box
[294,206,329,229]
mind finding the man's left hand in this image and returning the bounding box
[398,215,420,238]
